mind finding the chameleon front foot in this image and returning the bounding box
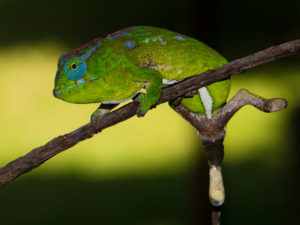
[137,106,147,117]
[136,93,158,117]
[136,93,149,117]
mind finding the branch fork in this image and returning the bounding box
[175,89,287,142]
[174,88,287,224]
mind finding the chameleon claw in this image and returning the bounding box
[136,103,147,117]
[135,94,149,117]
[136,109,147,117]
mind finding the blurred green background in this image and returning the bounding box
[0,0,299,224]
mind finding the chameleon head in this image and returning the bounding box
[53,38,102,103]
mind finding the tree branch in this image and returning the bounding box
[215,89,288,127]
[0,39,299,188]
[174,89,287,224]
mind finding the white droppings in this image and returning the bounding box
[199,87,213,119]
[209,166,225,206]
[155,65,164,70]
[164,66,173,71]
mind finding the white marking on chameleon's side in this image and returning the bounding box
[163,79,181,85]
[199,87,213,119]
[155,65,164,70]
[164,66,173,71]
[178,69,182,74]
[101,88,143,104]
[158,37,167,45]
[144,38,150,44]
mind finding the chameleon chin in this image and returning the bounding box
[53,89,59,98]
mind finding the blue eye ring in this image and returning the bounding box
[65,61,87,81]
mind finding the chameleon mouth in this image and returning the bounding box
[53,89,59,98]
[53,78,97,98]
[53,86,73,97]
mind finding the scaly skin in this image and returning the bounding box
[53,26,231,118]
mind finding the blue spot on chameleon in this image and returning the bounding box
[65,62,87,81]
[77,79,85,85]
[174,35,186,41]
[59,86,73,93]
[125,41,136,49]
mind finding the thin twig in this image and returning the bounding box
[212,207,221,225]
[0,39,299,188]
[215,89,288,127]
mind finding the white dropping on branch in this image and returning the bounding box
[209,166,225,206]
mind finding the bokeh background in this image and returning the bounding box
[0,0,299,224]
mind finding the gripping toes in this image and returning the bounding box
[136,93,151,117]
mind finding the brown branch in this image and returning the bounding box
[215,89,288,127]
[0,39,299,188]
[174,90,288,225]
[174,89,288,159]
[212,207,221,225]
[174,89,288,141]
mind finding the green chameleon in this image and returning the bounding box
[53,26,230,119]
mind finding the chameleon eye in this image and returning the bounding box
[71,63,78,70]
[66,62,87,81]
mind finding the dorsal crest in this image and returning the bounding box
[58,38,102,67]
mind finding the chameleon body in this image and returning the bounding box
[53,26,230,118]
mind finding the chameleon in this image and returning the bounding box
[53,26,230,119]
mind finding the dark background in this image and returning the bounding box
[0,0,299,225]
[1,0,299,60]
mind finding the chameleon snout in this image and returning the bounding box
[53,89,60,98]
